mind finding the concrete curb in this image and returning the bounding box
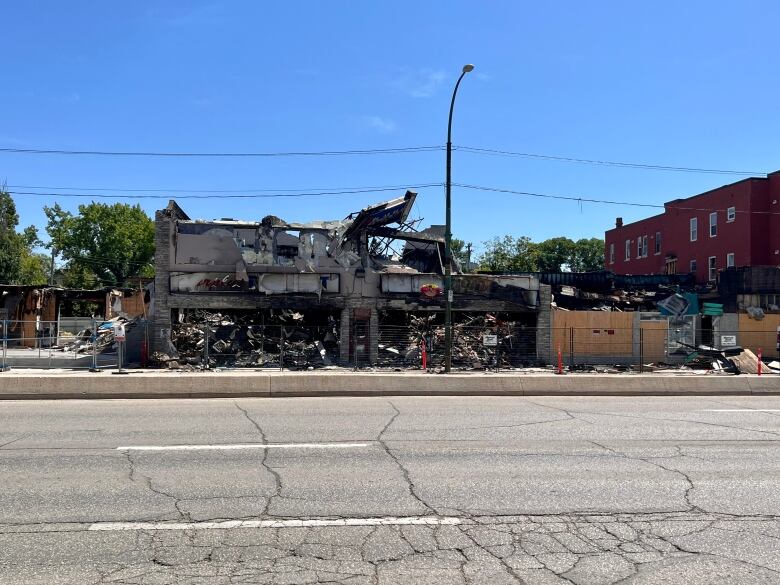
[1,372,779,399]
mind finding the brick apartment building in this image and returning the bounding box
[604,171,780,283]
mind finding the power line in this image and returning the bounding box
[453,183,780,217]
[8,184,442,200]
[0,145,443,157]
[455,145,768,176]
[7,182,441,195]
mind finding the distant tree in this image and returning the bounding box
[535,237,576,272]
[478,235,538,272]
[44,202,154,286]
[570,237,605,272]
[17,252,52,285]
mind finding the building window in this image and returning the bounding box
[625,240,631,261]
[708,256,717,281]
[641,235,648,258]
[609,243,615,264]
[709,212,717,237]
[654,232,661,255]
[690,259,697,274]
[727,252,735,268]
[637,237,642,258]
[727,207,736,222]
[690,218,698,241]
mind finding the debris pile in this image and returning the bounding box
[54,316,133,355]
[166,310,339,369]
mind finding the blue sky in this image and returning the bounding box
[2,1,779,256]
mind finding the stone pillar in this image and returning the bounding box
[535,284,552,364]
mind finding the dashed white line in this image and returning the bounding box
[701,409,780,412]
[88,516,462,531]
[115,442,369,451]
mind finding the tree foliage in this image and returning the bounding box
[478,234,605,273]
[44,202,154,287]
[0,189,24,283]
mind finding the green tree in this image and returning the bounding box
[535,237,576,272]
[478,235,538,272]
[17,252,52,285]
[44,202,154,287]
[0,189,25,284]
[570,237,605,272]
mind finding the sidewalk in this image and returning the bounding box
[0,368,778,399]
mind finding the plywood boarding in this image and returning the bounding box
[640,320,668,363]
[552,311,634,358]
[737,313,780,358]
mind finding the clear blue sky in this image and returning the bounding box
[2,1,779,256]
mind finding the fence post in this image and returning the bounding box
[202,325,210,370]
[279,326,285,371]
[758,347,762,376]
[1,320,8,372]
[556,342,563,375]
[569,327,575,368]
[639,327,644,373]
[352,320,358,371]
[89,318,100,372]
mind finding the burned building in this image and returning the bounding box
[151,192,551,368]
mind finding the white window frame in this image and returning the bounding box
[709,212,717,237]
[641,235,648,258]
[708,256,717,281]
[625,240,631,261]
[654,231,661,255]
[727,206,736,222]
[690,259,697,274]
[609,243,615,264]
[637,237,642,258]
[727,252,735,268]
[690,217,698,242]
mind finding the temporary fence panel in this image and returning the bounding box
[640,320,669,363]
[0,319,119,370]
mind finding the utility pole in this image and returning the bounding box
[465,242,472,273]
[444,64,474,373]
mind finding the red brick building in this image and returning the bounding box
[604,171,780,283]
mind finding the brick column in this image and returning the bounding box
[151,211,173,355]
[339,308,351,365]
[369,307,379,365]
[535,284,552,364]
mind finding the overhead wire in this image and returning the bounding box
[454,145,768,176]
[7,183,442,200]
[0,145,443,157]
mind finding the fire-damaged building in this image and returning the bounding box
[151,191,552,368]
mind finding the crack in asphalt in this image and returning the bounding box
[376,400,438,516]
[234,401,283,516]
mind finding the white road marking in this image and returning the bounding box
[88,516,462,532]
[701,409,780,412]
[115,442,369,451]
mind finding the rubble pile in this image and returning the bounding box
[167,310,339,369]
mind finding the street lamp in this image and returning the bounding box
[444,64,474,373]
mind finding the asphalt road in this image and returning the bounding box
[1,395,780,584]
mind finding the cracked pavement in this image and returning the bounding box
[1,395,780,583]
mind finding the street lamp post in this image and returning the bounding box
[444,64,474,373]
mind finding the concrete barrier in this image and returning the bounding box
[0,371,778,399]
